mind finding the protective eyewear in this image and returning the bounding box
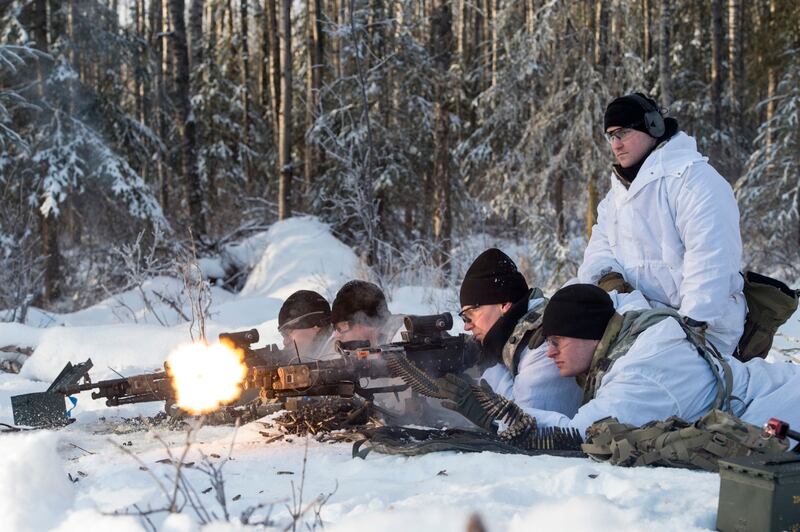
[334,321,351,334]
[604,122,643,144]
[458,304,481,324]
[546,337,561,351]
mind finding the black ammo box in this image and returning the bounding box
[716,454,800,532]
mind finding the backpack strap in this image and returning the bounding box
[501,288,547,375]
[581,308,734,412]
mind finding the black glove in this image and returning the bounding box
[437,374,500,432]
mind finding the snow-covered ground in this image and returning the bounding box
[1,216,798,531]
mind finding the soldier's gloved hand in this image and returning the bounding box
[597,271,633,294]
[438,374,499,432]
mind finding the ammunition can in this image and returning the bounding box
[716,454,800,532]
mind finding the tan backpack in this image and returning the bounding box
[737,271,799,362]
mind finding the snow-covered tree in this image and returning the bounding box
[737,52,800,275]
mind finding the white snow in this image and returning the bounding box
[240,216,360,301]
[0,431,74,532]
[0,217,797,531]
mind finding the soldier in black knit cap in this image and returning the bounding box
[330,280,405,346]
[434,249,582,427]
[578,92,745,357]
[278,290,333,359]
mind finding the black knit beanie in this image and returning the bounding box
[278,290,331,331]
[542,284,615,340]
[604,92,660,135]
[460,248,529,307]
[330,280,389,324]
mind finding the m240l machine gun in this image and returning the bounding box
[10,313,479,427]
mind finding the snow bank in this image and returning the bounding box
[221,230,272,272]
[63,276,236,327]
[0,321,46,349]
[20,323,190,382]
[53,509,144,532]
[0,431,74,532]
[240,216,361,301]
[771,301,800,365]
[389,286,459,317]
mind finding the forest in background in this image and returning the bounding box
[0,0,798,319]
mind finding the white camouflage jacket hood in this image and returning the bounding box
[578,131,746,354]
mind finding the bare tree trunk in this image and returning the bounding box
[163,0,175,116]
[727,0,743,179]
[170,0,206,237]
[331,0,341,79]
[594,0,608,68]
[149,0,168,211]
[241,0,251,146]
[642,0,650,62]
[554,174,565,244]
[765,0,776,151]
[526,0,535,33]
[490,0,498,90]
[587,0,609,239]
[266,0,281,149]
[430,0,453,269]
[457,0,467,56]
[727,0,742,118]
[32,0,61,303]
[708,0,729,183]
[278,0,293,219]
[710,0,723,134]
[188,0,203,90]
[481,0,490,91]
[260,0,270,113]
[133,0,144,123]
[658,0,672,105]
[67,0,79,112]
[305,0,324,199]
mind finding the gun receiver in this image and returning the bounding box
[247,312,478,401]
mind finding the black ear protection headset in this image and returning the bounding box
[628,92,666,138]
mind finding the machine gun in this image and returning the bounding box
[9,329,287,428]
[10,313,478,427]
[248,313,479,400]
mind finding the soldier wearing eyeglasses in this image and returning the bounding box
[579,92,745,356]
[452,248,582,419]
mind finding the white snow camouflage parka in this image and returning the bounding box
[578,132,746,355]
[519,291,800,438]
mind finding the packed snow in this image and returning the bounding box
[1,216,798,531]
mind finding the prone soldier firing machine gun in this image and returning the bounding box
[10,313,479,427]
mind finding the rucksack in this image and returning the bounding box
[581,409,790,472]
[737,271,799,362]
